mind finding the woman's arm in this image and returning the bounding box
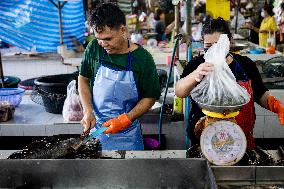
[259,91,284,125]
[175,62,214,98]
[175,72,199,98]
[251,25,260,33]
[258,91,270,109]
[245,22,260,33]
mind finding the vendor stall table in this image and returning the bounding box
[0,95,82,136]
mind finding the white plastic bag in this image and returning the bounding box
[191,34,250,106]
[62,80,84,121]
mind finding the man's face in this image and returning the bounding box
[95,26,126,54]
[203,32,221,51]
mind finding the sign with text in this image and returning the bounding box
[206,0,230,21]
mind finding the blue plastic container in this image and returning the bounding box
[0,88,25,107]
[249,48,265,54]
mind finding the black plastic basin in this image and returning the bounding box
[33,73,78,114]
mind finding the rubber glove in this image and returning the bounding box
[267,95,284,125]
[102,114,132,134]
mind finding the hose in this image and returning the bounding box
[158,34,183,144]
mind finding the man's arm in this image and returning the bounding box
[78,75,93,114]
[127,98,155,121]
[78,75,96,132]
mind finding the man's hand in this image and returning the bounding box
[193,62,214,82]
[78,75,96,133]
[267,95,284,125]
[102,114,132,134]
[80,111,96,134]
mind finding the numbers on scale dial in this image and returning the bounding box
[201,120,246,165]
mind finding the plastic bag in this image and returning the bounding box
[62,80,83,121]
[191,34,250,107]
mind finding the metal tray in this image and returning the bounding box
[212,166,284,186]
[194,100,249,114]
[0,159,217,189]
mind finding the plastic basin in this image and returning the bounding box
[0,88,25,107]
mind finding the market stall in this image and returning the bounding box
[0,0,284,188]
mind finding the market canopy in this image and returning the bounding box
[0,0,85,52]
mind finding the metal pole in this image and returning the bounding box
[0,53,4,88]
[58,0,63,45]
[174,3,180,59]
[234,0,241,34]
[185,0,192,61]
[184,0,192,149]
[49,0,67,45]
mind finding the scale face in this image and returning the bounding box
[200,120,247,165]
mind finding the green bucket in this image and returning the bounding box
[0,76,21,88]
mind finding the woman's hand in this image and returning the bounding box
[193,62,214,82]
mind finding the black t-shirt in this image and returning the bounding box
[181,54,268,144]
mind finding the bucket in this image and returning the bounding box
[32,73,78,114]
[156,69,167,93]
[143,137,160,150]
[0,76,21,88]
[19,77,37,90]
[143,134,166,150]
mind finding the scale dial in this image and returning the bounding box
[200,120,247,166]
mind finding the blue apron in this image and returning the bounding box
[91,42,144,150]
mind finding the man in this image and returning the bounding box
[175,17,284,150]
[79,3,160,150]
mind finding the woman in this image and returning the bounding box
[245,4,278,47]
[175,17,284,150]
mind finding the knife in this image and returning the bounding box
[71,126,108,151]
[83,126,108,143]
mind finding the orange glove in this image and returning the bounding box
[267,95,284,125]
[102,114,132,134]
